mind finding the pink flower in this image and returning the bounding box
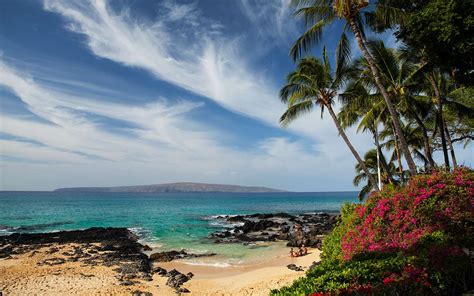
[383,276,395,285]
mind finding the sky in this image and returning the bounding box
[0,0,472,191]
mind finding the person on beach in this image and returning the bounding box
[301,244,308,255]
[290,248,297,257]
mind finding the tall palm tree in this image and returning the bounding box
[341,41,439,170]
[431,73,474,169]
[419,70,474,169]
[280,48,379,192]
[398,46,473,170]
[290,0,418,175]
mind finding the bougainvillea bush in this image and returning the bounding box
[271,168,474,296]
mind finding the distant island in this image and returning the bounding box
[54,182,285,193]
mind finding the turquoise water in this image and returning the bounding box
[0,191,357,263]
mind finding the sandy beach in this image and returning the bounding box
[0,242,319,295]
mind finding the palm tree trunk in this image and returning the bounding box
[395,144,404,181]
[428,73,450,170]
[326,104,379,192]
[374,132,395,184]
[374,124,382,190]
[445,125,458,168]
[411,111,435,169]
[348,18,417,175]
[378,145,396,184]
[391,123,404,182]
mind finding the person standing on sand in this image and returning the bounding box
[301,244,308,255]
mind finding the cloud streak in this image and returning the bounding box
[43,0,286,126]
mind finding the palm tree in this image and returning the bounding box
[338,80,396,184]
[380,123,429,181]
[417,69,474,170]
[341,41,439,170]
[353,149,396,200]
[290,0,418,175]
[430,73,474,169]
[280,48,379,192]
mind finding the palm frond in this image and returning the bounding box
[374,3,409,29]
[358,184,372,201]
[444,101,474,120]
[290,19,329,61]
[280,100,315,127]
[334,32,351,87]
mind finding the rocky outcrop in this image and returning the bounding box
[0,227,152,285]
[151,266,193,293]
[149,250,216,262]
[209,212,338,247]
[287,264,303,271]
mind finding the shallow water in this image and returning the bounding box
[0,191,357,263]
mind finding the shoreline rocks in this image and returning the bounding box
[208,212,338,248]
[287,263,303,271]
[0,227,152,286]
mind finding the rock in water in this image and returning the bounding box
[149,250,216,262]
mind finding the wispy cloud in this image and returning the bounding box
[43,0,286,126]
[238,0,297,44]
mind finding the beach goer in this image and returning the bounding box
[298,246,304,256]
[302,244,308,255]
[290,248,300,257]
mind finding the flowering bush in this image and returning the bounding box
[342,167,473,260]
[271,168,474,296]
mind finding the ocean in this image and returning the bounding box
[0,191,358,264]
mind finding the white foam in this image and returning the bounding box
[128,227,162,248]
[181,260,233,268]
[202,214,240,220]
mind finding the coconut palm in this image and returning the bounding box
[341,41,440,170]
[428,72,474,169]
[280,48,379,192]
[397,45,474,170]
[290,0,417,175]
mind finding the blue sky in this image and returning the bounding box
[0,0,472,191]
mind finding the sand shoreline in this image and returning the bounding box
[0,240,318,295]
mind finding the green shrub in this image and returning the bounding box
[320,203,358,263]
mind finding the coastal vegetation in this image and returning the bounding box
[271,168,474,295]
[275,0,473,295]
